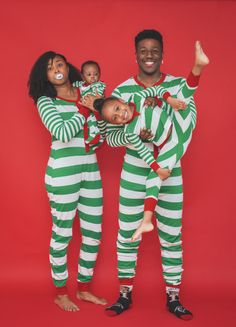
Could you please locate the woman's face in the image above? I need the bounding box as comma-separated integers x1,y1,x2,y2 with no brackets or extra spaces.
47,56,69,85
102,99,134,124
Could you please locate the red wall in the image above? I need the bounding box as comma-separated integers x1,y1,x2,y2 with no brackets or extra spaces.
1,0,235,325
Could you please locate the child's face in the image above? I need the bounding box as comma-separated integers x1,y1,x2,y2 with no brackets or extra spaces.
102,99,134,125
82,64,100,84
47,56,69,85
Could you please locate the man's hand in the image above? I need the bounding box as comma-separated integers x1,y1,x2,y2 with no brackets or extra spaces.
78,92,102,112
144,97,157,108
139,128,153,141
156,167,171,180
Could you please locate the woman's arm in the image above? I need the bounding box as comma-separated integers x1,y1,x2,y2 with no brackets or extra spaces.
37,96,85,143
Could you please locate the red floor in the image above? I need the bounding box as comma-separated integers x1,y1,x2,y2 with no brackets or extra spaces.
1,281,235,327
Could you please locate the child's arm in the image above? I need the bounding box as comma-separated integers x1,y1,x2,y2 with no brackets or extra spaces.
135,72,199,109
37,96,85,143
91,81,106,97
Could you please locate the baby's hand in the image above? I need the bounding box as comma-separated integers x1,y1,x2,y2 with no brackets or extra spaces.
156,167,171,180
167,96,187,111
144,97,157,108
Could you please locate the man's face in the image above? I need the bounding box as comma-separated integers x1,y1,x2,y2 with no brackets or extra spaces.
136,38,163,75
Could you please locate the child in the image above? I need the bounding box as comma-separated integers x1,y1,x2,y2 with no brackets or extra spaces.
74,61,106,143
93,41,209,242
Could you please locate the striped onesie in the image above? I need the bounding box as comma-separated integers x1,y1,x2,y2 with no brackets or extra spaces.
106,73,197,286
73,80,106,144
37,92,103,292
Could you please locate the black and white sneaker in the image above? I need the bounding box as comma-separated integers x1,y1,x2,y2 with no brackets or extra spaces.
105,290,132,316
167,294,193,320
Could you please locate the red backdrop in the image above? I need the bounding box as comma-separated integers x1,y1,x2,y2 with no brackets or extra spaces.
1,0,235,326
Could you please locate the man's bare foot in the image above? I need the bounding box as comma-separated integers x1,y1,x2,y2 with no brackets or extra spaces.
195,40,209,66
55,294,79,311
77,291,107,305
131,221,154,242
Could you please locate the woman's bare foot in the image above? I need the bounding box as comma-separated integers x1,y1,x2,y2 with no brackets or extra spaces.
192,41,209,75
55,294,79,311
131,221,154,242
77,291,107,305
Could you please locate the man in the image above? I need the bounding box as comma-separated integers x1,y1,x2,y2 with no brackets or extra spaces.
105,30,196,320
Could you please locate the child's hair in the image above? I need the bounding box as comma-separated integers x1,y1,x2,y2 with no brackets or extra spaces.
93,96,117,116
28,51,82,103
135,29,163,51
81,60,101,75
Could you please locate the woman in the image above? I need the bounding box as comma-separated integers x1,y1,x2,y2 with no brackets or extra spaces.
28,52,106,311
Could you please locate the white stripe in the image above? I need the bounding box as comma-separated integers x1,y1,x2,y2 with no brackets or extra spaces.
121,170,147,185
80,187,103,198
119,204,143,215
158,221,182,236
162,265,183,274
158,192,183,203
50,239,68,251
52,225,73,237
52,208,76,221
159,236,182,248
120,186,145,199
117,252,138,261
78,266,93,277
160,175,183,186
161,250,182,259
80,219,102,233
82,236,101,246
48,154,97,168
157,206,182,219
119,220,141,232
78,203,102,216
50,254,67,266
79,249,98,262
46,171,100,187
52,137,85,150
52,271,68,280
48,191,79,204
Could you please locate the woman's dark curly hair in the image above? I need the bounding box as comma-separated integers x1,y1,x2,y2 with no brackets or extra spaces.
28,51,82,103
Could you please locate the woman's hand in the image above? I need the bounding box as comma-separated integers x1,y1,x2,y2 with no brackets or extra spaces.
78,92,101,112
156,167,171,180
139,128,154,141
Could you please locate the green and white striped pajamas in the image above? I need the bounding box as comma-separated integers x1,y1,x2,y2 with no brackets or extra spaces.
37,95,103,290
73,80,106,145
107,74,197,286
124,74,198,209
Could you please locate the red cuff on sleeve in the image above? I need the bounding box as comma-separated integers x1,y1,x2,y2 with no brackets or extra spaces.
163,92,171,101
187,71,200,87
150,161,160,171
144,197,158,212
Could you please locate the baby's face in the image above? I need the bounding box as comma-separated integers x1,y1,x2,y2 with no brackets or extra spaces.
82,64,100,84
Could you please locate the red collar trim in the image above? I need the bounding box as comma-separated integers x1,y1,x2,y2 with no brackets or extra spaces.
133,73,166,88
56,88,81,103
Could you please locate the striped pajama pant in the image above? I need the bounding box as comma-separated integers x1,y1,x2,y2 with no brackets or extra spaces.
118,145,183,286
45,149,103,288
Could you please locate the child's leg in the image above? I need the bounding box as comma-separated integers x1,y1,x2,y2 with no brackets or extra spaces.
131,171,162,241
